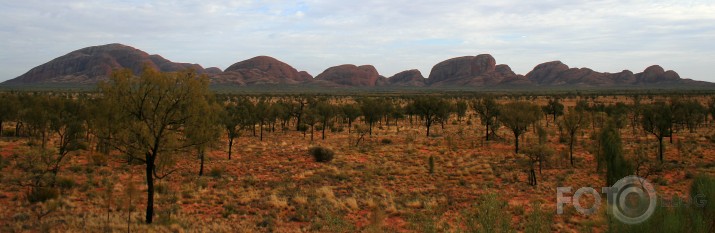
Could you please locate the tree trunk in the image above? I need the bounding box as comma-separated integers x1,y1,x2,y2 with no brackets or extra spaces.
514,131,520,154
658,136,664,163
227,136,233,160
145,153,155,224
485,123,490,141
15,122,21,137
259,121,263,141
322,119,327,140
426,120,431,137
198,149,205,176
0,120,3,137
570,133,575,167
310,125,314,141
347,120,352,134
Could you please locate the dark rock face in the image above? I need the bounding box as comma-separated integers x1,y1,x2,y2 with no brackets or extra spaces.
220,56,312,85
526,61,689,86
3,43,206,84
314,64,382,87
426,54,529,86
203,67,223,74
388,69,426,86
635,65,680,83
211,56,316,85
4,43,707,89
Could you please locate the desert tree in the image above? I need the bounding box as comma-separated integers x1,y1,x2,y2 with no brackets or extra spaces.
410,96,449,137
253,98,270,141
600,120,632,187
290,95,312,131
0,93,19,137
640,102,673,163
559,107,589,167
22,95,52,149
471,97,500,141
302,107,320,141
315,100,336,140
672,98,706,133
499,101,542,153
99,67,215,224
222,102,242,160
359,98,382,135
187,100,222,176
341,103,361,134
454,99,468,122
542,98,564,127
522,126,554,186
46,96,87,182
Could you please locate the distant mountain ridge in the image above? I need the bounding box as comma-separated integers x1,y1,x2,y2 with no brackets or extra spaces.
2,43,711,89
3,44,218,85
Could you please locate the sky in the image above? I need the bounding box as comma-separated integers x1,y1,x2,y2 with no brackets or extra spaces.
1,0,714,82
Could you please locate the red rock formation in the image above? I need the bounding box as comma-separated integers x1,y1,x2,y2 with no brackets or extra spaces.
314,64,382,87
526,61,690,86
388,69,426,87
3,43,207,84
212,56,313,85
427,54,528,86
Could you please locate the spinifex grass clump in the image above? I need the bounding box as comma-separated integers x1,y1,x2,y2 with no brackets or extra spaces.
309,146,334,163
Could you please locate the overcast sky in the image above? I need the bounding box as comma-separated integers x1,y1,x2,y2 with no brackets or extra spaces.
1,0,714,82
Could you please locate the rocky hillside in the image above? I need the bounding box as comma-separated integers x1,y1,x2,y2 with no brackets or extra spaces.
2,43,213,84
211,56,313,86
314,64,387,87
426,54,529,86
525,61,695,86
3,43,710,89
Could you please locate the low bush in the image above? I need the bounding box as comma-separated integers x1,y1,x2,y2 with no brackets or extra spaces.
26,187,59,203
309,146,334,163
56,176,76,190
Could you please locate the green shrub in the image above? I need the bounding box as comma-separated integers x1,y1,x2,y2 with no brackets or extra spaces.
56,176,76,190
210,166,224,179
525,201,552,233
309,146,334,163
463,194,513,233
690,174,715,219
26,187,59,203
381,138,393,145
89,153,108,166
155,182,169,194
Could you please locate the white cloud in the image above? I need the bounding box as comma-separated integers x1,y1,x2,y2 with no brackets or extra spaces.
0,0,714,81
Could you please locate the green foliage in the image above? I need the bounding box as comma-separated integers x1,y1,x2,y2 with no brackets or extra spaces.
309,146,335,163
542,98,564,125
525,201,553,233
209,166,225,178
26,187,59,204
99,67,215,224
600,121,632,187
471,97,500,140
690,174,715,220
463,194,514,233
428,155,435,174
56,176,76,190
499,101,542,153
640,102,673,162
608,196,713,233
560,108,589,166
409,96,451,137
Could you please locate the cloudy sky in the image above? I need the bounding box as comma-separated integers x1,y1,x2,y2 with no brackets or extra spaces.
1,0,714,82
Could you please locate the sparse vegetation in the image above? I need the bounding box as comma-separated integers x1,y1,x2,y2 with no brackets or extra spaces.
1,88,714,232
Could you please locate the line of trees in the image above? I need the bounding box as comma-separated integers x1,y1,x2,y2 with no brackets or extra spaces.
4,69,715,224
